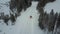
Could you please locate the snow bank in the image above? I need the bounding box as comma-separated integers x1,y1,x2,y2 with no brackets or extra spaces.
44,0,60,13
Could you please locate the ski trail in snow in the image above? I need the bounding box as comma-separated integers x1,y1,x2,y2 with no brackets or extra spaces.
0,1,45,34
12,1,44,34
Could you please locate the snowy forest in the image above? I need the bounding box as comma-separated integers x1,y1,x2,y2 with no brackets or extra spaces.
0,0,60,34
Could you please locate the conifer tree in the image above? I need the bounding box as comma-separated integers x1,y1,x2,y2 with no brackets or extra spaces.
4,15,9,25
48,9,55,32
38,14,44,30
57,13,60,28
10,13,16,25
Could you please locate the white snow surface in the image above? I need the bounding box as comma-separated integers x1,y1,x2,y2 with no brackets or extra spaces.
0,0,10,15
44,0,60,13
0,0,60,34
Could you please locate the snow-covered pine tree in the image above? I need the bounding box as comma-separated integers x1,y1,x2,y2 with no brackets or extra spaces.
10,13,16,25
38,14,45,30
53,12,58,34
57,13,60,28
48,9,55,32
3,15,9,25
